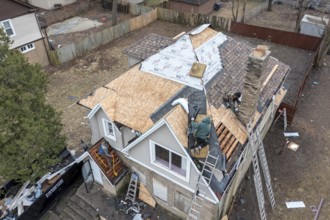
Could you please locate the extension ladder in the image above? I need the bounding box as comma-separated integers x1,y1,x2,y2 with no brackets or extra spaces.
187,152,219,220
125,172,139,203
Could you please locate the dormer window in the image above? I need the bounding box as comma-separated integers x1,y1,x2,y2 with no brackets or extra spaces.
102,119,116,141
1,20,16,37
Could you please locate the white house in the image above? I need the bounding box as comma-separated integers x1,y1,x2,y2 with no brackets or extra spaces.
0,0,49,67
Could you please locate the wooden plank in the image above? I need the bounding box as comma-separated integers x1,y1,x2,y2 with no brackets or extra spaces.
274,86,287,107
223,136,235,154
221,132,232,148
221,215,229,220
210,106,247,145
216,123,225,136
261,64,279,91
226,140,239,159
190,145,209,159
139,184,156,208
219,127,229,142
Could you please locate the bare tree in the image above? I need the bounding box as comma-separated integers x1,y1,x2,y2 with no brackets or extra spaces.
268,0,272,11
232,0,240,22
112,0,118,25
315,20,330,67
295,0,305,32
241,0,247,23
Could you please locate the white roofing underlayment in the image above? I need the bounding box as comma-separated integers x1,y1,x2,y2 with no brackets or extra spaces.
140,25,227,90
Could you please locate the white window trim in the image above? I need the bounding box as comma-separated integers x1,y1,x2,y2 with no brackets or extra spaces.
1,19,16,37
20,43,35,53
149,140,190,182
102,118,116,141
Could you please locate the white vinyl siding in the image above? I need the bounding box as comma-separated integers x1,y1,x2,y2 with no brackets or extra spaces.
9,13,42,49
1,19,16,37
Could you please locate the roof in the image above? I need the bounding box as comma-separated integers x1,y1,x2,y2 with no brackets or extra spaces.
140,26,226,90
0,0,35,21
79,25,290,147
207,37,290,113
169,0,210,6
79,65,184,132
123,33,174,60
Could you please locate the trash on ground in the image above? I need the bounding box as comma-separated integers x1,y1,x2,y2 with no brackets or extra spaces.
284,132,299,137
286,201,305,208
287,141,300,151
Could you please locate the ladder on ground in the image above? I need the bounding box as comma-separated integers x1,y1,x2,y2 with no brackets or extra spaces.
125,172,138,203
187,152,219,220
248,125,275,220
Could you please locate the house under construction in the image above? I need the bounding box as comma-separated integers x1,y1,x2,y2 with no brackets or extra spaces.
78,24,290,219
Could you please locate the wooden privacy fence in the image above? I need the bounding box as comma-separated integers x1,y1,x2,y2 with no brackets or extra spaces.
230,22,322,52
157,7,231,31
47,5,232,64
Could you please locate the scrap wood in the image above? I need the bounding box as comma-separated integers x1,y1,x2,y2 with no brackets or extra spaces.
221,215,229,220
139,184,156,208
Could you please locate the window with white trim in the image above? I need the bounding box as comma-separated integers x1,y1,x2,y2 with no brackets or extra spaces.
1,19,15,37
151,142,187,177
102,119,116,141
20,43,35,53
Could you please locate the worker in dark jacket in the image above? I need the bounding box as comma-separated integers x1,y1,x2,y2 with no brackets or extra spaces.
191,116,211,153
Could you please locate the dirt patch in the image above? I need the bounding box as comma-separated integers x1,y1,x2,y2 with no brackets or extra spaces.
45,20,192,154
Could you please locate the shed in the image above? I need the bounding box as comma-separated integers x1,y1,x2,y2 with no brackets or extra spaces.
300,14,329,37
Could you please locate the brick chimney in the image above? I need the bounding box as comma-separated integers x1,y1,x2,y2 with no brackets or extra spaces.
238,45,270,126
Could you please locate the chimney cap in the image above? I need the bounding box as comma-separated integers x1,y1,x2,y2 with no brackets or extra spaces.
250,45,270,60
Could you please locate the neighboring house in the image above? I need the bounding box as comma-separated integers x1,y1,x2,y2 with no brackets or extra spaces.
168,0,216,14
78,25,290,219
0,0,49,67
27,0,76,10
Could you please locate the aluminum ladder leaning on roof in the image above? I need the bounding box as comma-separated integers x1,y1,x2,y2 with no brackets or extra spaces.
247,123,276,220
187,151,219,220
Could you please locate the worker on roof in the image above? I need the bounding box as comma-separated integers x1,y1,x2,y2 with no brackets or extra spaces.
98,141,113,167
191,116,211,153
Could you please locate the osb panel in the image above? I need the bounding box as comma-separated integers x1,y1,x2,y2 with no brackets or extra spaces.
274,86,287,107
210,106,247,145
101,65,184,132
165,105,188,147
190,28,218,49
78,87,113,109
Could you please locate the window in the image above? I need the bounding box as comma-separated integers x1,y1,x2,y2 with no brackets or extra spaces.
20,43,35,53
153,179,167,202
152,142,187,176
1,20,15,37
102,119,116,141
